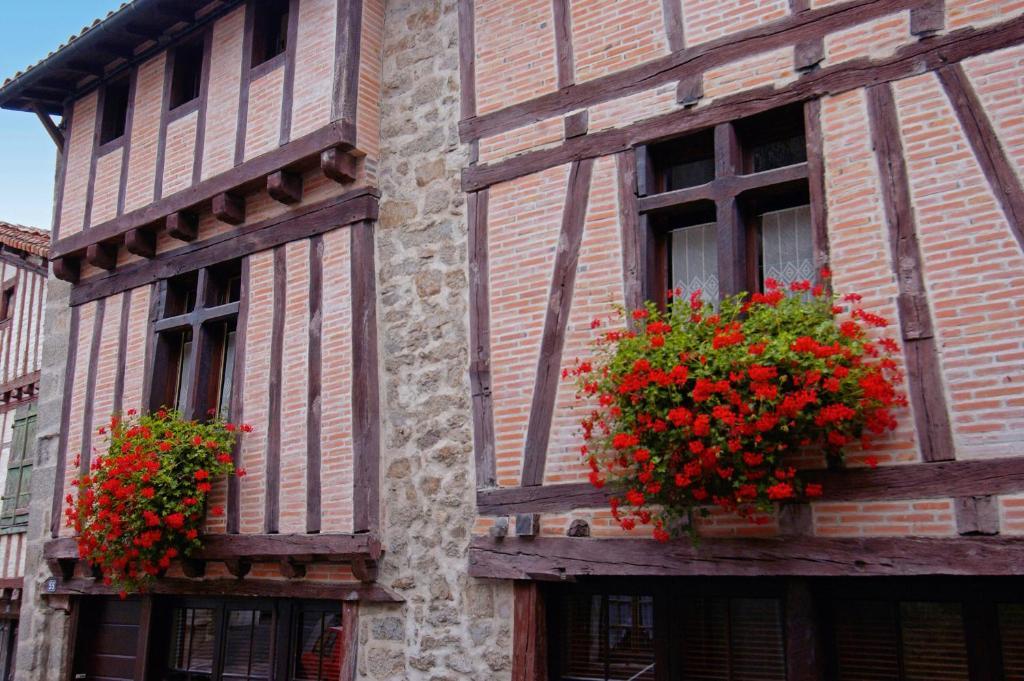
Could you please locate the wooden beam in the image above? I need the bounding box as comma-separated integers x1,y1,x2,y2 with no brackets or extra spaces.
803,99,830,269
70,189,378,307
512,582,548,681
51,306,80,538
85,242,118,271
321,146,358,183
307,235,324,533
520,158,595,487
937,63,1024,253
50,121,355,260
124,227,156,258
351,220,381,532
785,580,823,681
111,289,132,415
267,170,303,204
469,535,1024,578
910,0,945,36
661,0,685,52
52,256,80,283
552,0,575,88
278,0,301,145
460,0,924,142
457,0,477,120
278,559,306,579
212,192,246,225
49,577,402,602
166,211,198,242
31,104,64,149
265,247,287,534
468,190,497,488
615,151,644,314
867,83,955,463
676,74,703,106
340,602,360,681
462,13,1024,191
227,258,250,534
79,298,106,473
223,559,252,578
476,454,1024,515
181,558,206,578
331,0,364,125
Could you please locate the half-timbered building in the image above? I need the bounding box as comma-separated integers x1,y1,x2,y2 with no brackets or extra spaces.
0,222,47,681
0,1,386,679
3,0,1024,679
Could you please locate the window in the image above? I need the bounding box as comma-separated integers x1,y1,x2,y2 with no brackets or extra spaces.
0,405,35,531
0,619,16,681
641,104,817,305
170,37,204,110
549,582,785,681
251,0,290,66
99,76,131,145
150,261,241,419
0,285,13,323
153,599,344,681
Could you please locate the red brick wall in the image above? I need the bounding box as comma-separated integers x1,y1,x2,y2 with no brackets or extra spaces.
201,6,245,180
278,240,311,534
355,0,384,179
244,67,286,161
488,164,570,486
570,0,668,83
545,156,624,485
161,112,199,197
90,149,123,226
320,227,355,533
681,0,789,46
58,92,98,239
239,251,274,534
123,53,165,212
893,72,1024,458
59,300,98,538
474,0,558,115
292,0,337,141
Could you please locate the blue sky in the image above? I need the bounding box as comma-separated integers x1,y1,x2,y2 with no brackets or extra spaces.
0,2,125,230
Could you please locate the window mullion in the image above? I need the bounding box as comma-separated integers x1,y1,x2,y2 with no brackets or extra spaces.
714,123,746,298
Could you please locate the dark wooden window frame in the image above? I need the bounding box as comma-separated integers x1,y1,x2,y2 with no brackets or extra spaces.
148,261,241,420
636,102,821,307
147,596,344,681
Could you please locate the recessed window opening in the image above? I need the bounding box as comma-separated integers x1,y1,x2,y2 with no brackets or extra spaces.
251,0,290,67
170,37,204,109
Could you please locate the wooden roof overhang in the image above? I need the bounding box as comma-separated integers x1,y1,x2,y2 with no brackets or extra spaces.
43,533,401,602
0,0,244,116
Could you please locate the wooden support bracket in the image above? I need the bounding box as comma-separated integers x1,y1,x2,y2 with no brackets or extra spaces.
125,228,157,258
52,257,80,283
563,111,589,139
166,211,199,242
182,558,206,578
267,170,303,204
223,559,252,579
515,513,540,537
489,516,510,539
676,75,703,107
212,192,246,225
86,242,118,271
47,558,76,581
278,559,307,580
321,147,357,184
351,557,378,583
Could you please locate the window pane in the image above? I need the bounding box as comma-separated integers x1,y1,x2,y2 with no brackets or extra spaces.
1000,603,1024,681
294,611,343,681
748,133,806,173
175,337,193,413
606,595,655,681
671,222,718,302
563,594,605,680
168,608,216,677
729,598,785,681
681,597,729,681
222,609,273,681
833,600,900,681
760,205,813,289
899,602,969,681
218,330,237,419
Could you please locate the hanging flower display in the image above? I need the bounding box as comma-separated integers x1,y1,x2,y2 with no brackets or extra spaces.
66,408,251,594
569,272,905,542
